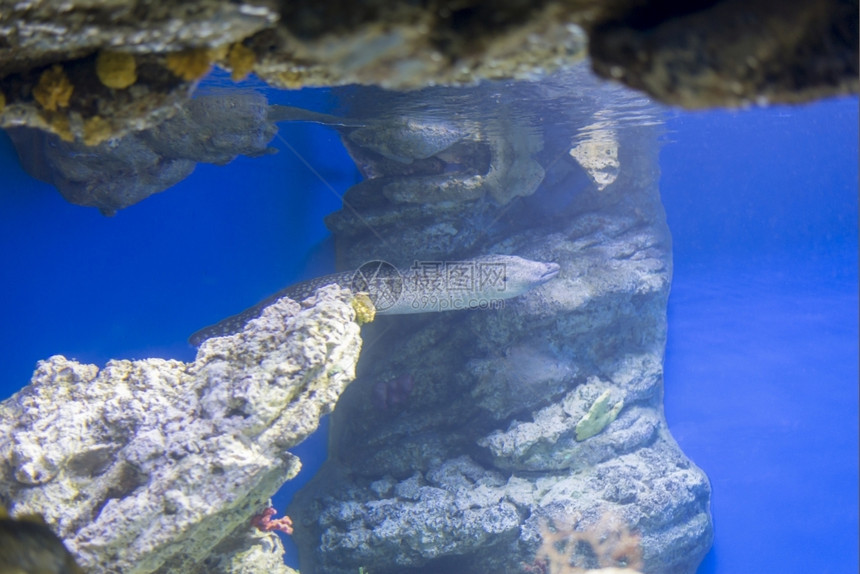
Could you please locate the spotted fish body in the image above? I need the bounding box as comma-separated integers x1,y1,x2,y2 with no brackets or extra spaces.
189,255,560,346
188,272,355,346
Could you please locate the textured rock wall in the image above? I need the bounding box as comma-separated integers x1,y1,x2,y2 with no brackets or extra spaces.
1,0,855,146
6,90,281,214
0,287,363,574
289,67,713,574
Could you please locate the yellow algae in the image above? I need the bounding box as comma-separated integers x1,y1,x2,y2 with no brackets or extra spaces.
49,114,74,142
274,70,305,89
0,90,5,112
96,51,137,89
575,390,624,441
351,293,376,325
209,43,230,61
33,64,74,111
83,116,114,146
165,49,213,81
227,43,256,81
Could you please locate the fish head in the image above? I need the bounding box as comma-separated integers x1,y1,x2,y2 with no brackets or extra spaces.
477,255,560,298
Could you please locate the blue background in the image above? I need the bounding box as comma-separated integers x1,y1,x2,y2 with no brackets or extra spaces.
0,82,856,573
661,99,859,573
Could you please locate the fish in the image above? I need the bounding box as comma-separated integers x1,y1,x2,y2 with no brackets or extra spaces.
189,270,357,346
0,506,84,574
189,255,560,346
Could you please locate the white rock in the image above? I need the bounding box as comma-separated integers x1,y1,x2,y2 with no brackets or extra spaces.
0,285,363,574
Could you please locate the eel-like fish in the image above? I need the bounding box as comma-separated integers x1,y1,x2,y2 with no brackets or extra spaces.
189,255,560,346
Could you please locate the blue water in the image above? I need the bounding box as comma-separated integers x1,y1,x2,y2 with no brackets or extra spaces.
0,87,856,573
0,88,354,378
661,99,859,573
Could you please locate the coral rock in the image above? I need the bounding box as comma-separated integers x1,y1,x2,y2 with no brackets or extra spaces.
0,286,362,574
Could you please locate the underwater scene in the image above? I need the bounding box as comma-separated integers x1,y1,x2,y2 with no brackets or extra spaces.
0,62,857,574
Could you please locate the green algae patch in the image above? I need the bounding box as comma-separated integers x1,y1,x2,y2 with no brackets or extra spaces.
575,390,624,441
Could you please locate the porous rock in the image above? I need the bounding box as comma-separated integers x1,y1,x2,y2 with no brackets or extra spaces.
0,285,363,574
288,67,712,574
6,90,282,215
589,0,859,108
1,0,856,146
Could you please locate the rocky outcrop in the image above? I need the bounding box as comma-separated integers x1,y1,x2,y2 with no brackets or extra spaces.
0,287,363,574
6,90,282,214
288,66,712,574
589,0,859,108
1,0,856,145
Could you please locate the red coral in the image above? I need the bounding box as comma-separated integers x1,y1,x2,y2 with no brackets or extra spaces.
251,507,294,535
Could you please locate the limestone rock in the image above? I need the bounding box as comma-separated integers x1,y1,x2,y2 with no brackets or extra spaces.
202,529,299,574
0,286,363,574
2,0,855,145
6,90,281,214
589,0,859,108
288,67,712,574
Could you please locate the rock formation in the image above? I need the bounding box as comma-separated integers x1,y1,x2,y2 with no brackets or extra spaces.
288,65,712,574
1,0,856,145
6,90,283,214
0,57,719,573
0,287,363,574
